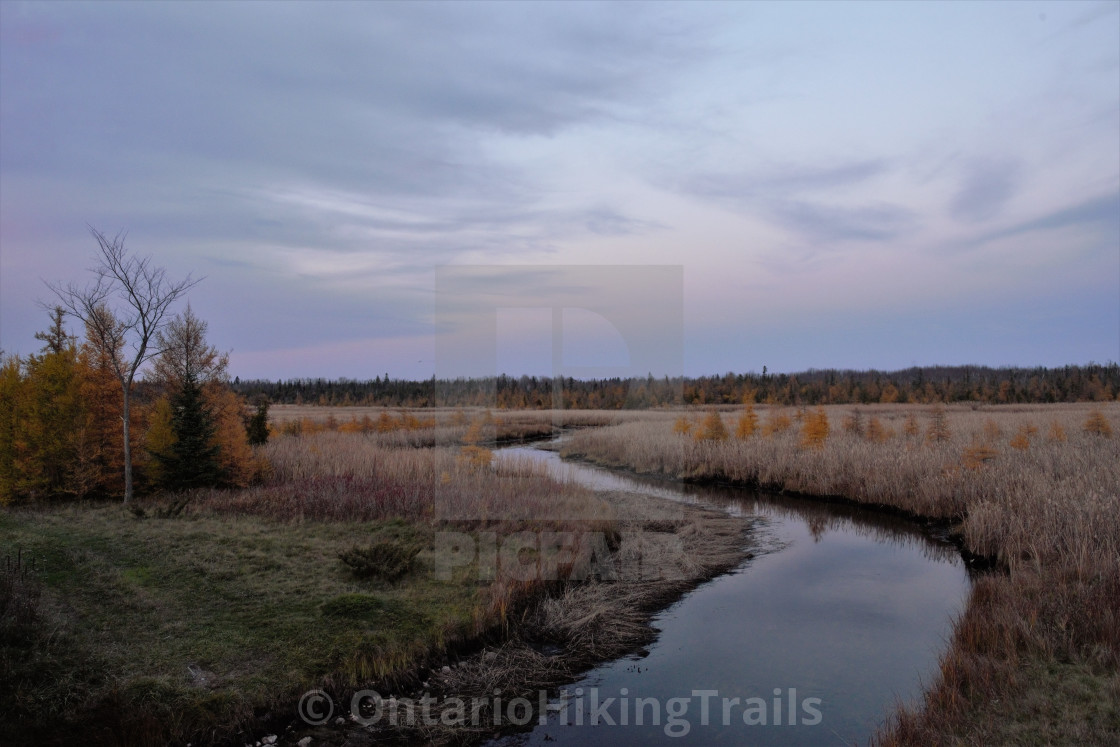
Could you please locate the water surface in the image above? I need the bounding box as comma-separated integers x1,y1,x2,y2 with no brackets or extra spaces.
489,444,969,746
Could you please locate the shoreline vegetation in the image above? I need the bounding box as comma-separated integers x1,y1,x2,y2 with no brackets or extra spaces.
2,403,1118,745
1,409,752,746
560,402,1120,745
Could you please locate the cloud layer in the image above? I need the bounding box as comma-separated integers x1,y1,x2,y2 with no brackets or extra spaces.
2,1,1117,377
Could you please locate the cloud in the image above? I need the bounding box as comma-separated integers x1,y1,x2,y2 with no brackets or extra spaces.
949,158,1021,223
671,158,911,245
766,200,918,244
0,1,691,266
678,158,891,204
3,1,1117,376
979,191,1120,244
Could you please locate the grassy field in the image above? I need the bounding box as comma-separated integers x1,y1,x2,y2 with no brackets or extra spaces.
1,409,754,746
4,403,1117,744
559,402,1120,744
1,507,486,745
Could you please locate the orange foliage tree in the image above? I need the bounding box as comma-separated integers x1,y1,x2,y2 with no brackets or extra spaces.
1083,410,1113,438
695,410,729,441
866,416,891,443
800,408,830,449
736,404,758,439
672,416,693,435
0,307,134,502
147,305,253,489
762,411,792,437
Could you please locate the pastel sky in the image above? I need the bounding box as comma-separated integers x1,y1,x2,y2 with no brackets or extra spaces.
1,1,1117,379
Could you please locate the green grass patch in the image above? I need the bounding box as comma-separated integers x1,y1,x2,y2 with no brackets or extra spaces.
0,504,482,744
956,658,1120,745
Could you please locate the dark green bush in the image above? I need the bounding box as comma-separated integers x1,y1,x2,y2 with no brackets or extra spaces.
338,540,421,582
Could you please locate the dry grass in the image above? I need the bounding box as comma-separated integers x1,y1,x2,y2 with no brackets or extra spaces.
267,406,621,448
560,403,1120,744
1,422,675,745
181,430,617,529
334,490,754,746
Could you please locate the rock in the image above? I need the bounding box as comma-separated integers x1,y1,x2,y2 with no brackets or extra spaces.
335,717,346,725
483,651,497,662
263,737,278,745
298,738,313,747
441,665,451,674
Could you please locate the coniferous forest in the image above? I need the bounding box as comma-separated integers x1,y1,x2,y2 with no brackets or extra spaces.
231,363,1120,409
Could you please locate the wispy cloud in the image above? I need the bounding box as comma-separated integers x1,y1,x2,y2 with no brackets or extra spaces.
979,191,1120,244
949,157,1022,223
677,158,891,204
766,200,918,244
2,1,1116,376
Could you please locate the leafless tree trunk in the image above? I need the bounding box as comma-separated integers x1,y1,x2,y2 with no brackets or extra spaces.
48,228,199,504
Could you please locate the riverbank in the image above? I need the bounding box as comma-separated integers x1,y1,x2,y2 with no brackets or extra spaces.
304,489,755,746
559,404,1120,744
0,426,756,746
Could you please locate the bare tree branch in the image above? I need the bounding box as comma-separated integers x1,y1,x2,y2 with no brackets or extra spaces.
45,227,202,503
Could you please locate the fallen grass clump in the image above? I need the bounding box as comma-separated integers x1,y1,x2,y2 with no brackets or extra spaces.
561,403,1120,744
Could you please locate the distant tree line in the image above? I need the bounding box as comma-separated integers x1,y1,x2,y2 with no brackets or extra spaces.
232,363,1120,409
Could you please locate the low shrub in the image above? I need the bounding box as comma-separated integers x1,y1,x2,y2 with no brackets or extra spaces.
339,539,422,582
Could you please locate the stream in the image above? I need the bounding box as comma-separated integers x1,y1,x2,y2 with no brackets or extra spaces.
486,442,971,746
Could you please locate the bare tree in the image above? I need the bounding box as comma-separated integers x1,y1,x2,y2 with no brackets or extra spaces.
48,228,200,504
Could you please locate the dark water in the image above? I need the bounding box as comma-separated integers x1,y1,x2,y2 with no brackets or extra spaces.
488,444,970,746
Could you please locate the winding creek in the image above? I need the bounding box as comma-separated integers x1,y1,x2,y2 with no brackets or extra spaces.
488,442,972,746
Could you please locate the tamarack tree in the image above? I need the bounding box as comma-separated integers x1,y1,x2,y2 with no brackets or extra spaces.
695,409,729,441
736,403,759,439
147,305,255,490
800,408,830,450
49,228,199,504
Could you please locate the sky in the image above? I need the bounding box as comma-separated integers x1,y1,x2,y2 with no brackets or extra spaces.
1,0,1118,380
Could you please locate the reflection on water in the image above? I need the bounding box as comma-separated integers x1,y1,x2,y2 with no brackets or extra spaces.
490,444,970,746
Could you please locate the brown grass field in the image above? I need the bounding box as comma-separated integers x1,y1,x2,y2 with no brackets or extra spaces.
4,402,1117,744
229,401,1120,743
557,402,1120,744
